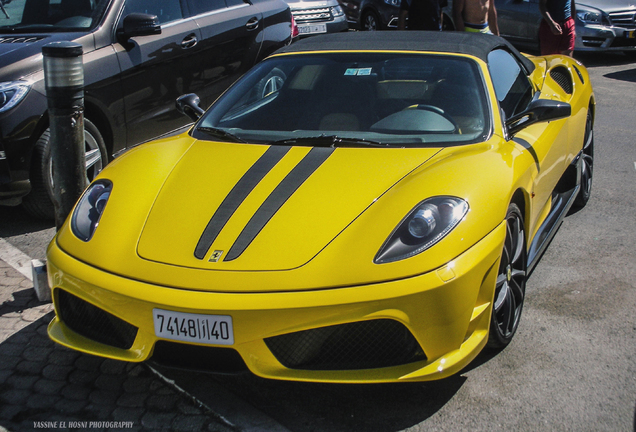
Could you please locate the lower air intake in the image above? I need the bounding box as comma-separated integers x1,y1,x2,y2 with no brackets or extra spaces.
56,289,138,350
265,319,426,370
150,341,248,373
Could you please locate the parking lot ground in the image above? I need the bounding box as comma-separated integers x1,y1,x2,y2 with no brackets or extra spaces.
0,258,240,432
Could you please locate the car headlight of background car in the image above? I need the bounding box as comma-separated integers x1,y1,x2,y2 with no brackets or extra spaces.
383,0,400,6
375,197,469,264
71,180,113,242
576,5,604,25
331,5,344,17
0,81,31,113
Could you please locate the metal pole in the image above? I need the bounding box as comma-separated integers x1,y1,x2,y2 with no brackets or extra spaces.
42,41,87,230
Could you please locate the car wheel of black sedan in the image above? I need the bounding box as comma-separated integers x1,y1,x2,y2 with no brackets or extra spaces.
487,203,527,349
573,108,594,209
361,11,381,31
22,119,108,220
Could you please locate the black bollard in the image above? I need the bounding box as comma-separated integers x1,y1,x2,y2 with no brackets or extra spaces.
42,41,87,230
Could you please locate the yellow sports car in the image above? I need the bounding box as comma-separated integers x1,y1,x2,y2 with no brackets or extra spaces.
47,31,594,383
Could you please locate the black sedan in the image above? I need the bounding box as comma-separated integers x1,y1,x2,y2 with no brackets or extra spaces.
0,0,294,218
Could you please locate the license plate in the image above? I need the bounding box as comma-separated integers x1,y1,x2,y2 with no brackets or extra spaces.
626,30,635,38
153,309,234,345
298,23,327,35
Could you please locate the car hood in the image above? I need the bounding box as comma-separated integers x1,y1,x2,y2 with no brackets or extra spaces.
578,0,636,12
136,141,441,271
0,32,91,80
285,0,339,10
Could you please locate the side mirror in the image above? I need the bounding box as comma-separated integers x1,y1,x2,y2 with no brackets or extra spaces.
176,93,205,122
506,99,571,136
117,13,161,44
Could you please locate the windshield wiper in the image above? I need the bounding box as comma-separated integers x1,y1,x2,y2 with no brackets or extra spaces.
196,127,247,143
268,135,388,148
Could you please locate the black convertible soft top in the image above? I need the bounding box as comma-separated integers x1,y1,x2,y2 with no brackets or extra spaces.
275,31,535,74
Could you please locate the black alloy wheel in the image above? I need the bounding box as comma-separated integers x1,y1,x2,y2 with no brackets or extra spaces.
362,11,380,31
573,109,594,208
488,203,527,349
22,119,108,220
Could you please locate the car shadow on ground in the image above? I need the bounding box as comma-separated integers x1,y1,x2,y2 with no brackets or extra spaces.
575,52,636,68
203,370,467,432
0,205,54,238
0,273,235,432
603,68,636,84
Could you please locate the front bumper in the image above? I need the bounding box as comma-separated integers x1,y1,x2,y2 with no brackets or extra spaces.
576,25,636,52
47,221,506,383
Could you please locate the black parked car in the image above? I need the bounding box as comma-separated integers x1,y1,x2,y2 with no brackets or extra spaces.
0,0,294,218
338,0,453,31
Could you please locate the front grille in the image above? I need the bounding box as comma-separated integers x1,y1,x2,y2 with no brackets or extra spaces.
550,66,573,94
150,341,248,373
292,8,332,23
265,319,426,371
609,11,636,29
56,289,138,350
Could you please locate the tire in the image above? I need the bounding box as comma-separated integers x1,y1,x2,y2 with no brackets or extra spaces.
573,109,594,209
487,203,527,349
22,119,108,220
361,11,381,31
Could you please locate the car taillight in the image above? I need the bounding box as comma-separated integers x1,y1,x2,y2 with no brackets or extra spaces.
291,15,299,38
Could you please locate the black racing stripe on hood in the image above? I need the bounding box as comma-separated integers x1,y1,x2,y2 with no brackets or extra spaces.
194,146,291,260
224,147,335,262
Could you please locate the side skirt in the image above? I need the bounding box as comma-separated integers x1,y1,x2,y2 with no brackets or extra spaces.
526,151,582,275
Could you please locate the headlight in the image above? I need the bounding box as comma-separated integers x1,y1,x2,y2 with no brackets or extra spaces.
0,81,31,113
71,180,112,241
374,196,469,264
384,0,400,6
331,5,344,17
576,5,603,25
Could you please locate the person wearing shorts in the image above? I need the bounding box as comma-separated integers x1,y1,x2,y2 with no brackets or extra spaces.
539,0,576,56
453,0,499,36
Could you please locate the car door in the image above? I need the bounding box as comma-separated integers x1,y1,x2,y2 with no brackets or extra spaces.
114,0,205,146
496,0,532,43
186,0,263,109
488,49,568,228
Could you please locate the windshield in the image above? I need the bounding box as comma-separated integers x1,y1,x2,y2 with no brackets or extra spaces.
197,53,491,148
0,0,110,32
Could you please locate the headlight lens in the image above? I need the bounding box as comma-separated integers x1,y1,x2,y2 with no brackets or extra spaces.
375,196,469,264
331,5,344,17
576,6,603,25
71,180,112,241
384,0,400,6
0,81,31,113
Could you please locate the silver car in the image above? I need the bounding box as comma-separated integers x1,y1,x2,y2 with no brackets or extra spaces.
285,0,349,36
496,0,636,54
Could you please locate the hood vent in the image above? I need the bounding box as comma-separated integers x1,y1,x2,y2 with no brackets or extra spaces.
0,36,46,44
550,66,573,95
